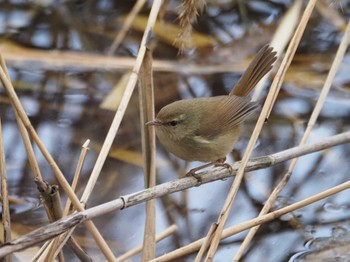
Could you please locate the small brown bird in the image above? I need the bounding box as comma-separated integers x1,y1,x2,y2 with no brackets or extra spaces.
147,45,277,170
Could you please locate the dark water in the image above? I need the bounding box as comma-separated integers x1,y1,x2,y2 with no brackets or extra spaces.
0,1,350,261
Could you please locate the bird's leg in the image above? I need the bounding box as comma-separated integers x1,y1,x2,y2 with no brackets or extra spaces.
213,158,233,173
185,158,232,184
185,162,214,185
186,162,213,175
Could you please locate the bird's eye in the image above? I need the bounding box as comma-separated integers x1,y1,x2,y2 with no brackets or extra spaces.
169,120,178,126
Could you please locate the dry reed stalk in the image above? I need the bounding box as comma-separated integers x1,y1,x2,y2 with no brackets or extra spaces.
41,2,162,259
0,54,115,261
35,181,63,262
233,19,350,261
116,224,177,262
46,0,162,261
34,180,88,261
79,0,162,205
139,46,157,260
252,0,303,100
40,140,91,262
31,241,51,261
1,42,259,74
194,223,216,262
108,0,147,54
0,131,348,257
48,138,101,260
37,236,91,262
3,156,350,260
151,177,350,261
2,51,73,261
52,232,92,262
0,120,11,262
50,140,91,259
0,55,42,181
2,54,64,261
139,46,156,188
35,181,62,224
202,1,318,260
63,139,90,216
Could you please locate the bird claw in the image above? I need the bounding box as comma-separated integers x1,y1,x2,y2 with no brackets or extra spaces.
213,162,233,173
185,169,203,186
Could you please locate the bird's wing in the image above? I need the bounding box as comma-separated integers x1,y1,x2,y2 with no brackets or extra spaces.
197,96,259,139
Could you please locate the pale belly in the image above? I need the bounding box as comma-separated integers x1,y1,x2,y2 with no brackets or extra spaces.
157,126,242,162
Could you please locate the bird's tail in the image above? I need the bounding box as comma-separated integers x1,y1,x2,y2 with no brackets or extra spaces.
230,45,277,97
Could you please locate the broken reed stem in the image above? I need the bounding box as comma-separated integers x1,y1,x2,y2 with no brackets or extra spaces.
41,140,91,262
63,139,90,216
108,0,147,54
233,19,350,261
0,120,11,262
203,0,318,260
0,131,348,257
35,181,62,223
116,224,177,262
35,182,64,262
0,54,116,261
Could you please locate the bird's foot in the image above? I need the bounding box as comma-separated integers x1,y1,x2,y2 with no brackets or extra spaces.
185,170,203,185
185,162,214,185
185,159,232,185
213,162,233,173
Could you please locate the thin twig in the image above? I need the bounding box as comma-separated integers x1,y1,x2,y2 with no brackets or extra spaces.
233,19,350,261
203,1,318,260
0,131,348,257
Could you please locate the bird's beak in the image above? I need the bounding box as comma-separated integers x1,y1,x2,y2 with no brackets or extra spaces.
145,119,161,126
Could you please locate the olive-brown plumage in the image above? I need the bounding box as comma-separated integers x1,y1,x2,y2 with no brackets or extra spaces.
147,45,277,163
